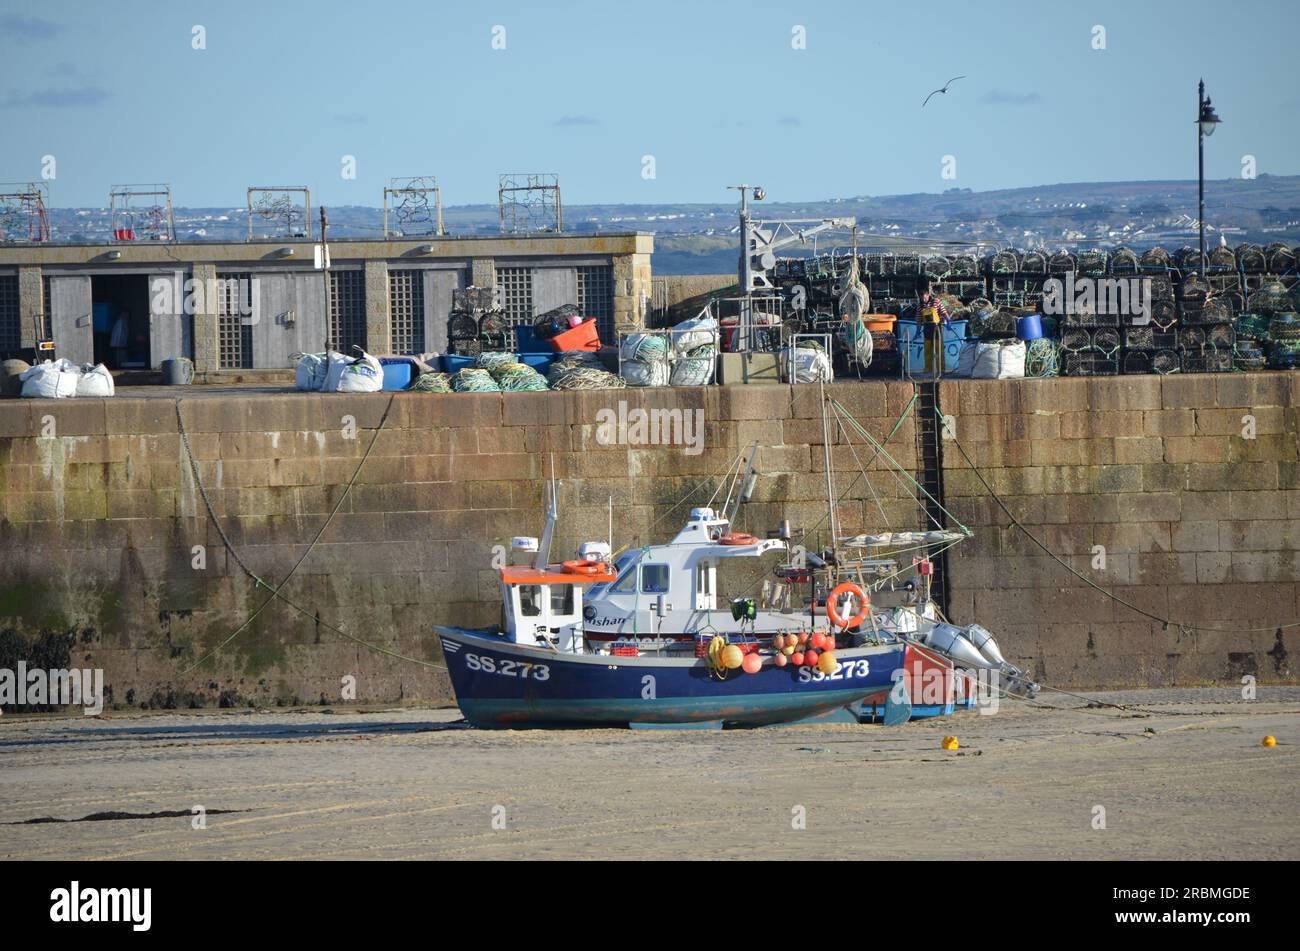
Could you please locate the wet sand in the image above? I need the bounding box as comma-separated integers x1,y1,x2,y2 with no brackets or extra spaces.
2,688,1297,860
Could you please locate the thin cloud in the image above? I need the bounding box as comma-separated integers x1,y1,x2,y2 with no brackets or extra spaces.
778,116,802,127
980,89,1040,106
1,15,62,40
554,115,601,127
2,85,111,108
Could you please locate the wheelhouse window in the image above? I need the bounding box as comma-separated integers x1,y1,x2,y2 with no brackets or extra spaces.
518,585,542,617
549,584,574,616
641,564,669,594
610,560,639,594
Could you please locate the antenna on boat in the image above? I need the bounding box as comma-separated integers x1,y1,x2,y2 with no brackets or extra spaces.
722,443,760,525
534,454,560,571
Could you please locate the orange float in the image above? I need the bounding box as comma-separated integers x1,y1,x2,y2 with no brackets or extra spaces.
562,560,604,576
719,532,758,546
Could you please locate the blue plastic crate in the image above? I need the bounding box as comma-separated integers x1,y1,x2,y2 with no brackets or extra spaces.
379,357,414,390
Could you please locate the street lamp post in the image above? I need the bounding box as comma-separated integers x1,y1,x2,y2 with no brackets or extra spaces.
1196,79,1222,278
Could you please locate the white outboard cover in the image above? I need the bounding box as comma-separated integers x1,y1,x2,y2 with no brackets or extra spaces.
964,624,1007,667
578,541,611,563
923,623,1000,670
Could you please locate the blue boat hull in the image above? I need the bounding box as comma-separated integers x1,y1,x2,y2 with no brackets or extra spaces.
435,627,906,729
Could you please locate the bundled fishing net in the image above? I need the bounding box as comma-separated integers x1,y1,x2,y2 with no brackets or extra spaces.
411,371,452,393
547,350,604,384
476,350,518,372
619,332,671,387
491,362,549,392
1024,338,1059,377
670,345,717,386
550,367,626,390
966,298,998,336
452,367,501,392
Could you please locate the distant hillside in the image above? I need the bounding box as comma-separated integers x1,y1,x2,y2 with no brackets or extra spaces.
25,175,1300,275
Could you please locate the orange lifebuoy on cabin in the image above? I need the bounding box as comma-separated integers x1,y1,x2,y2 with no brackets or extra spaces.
563,560,604,576
826,581,869,629
719,532,758,546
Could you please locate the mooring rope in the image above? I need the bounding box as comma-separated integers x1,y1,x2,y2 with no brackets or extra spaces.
175,395,447,674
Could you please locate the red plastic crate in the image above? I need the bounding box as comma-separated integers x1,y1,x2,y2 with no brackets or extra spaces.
550,318,600,352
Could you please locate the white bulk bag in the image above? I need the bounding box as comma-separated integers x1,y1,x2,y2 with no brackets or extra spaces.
670,315,719,354
954,340,979,378
74,363,115,398
293,352,328,392
333,349,383,393
783,345,834,384
19,359,80,399
972,339,1026,380
620,359,670,387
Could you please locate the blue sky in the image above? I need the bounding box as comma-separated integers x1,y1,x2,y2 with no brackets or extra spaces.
1,0,1297,207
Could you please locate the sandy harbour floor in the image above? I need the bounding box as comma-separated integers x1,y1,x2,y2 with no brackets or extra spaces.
2,687,1297,861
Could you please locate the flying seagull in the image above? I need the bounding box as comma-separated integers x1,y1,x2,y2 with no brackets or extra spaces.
922,76,966,108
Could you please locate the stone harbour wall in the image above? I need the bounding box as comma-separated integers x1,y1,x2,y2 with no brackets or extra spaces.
0,372,1295,709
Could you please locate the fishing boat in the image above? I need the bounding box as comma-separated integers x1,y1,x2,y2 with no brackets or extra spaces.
435,388,1037,729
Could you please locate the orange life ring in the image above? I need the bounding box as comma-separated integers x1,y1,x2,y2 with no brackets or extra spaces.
720,532,758,546
827,581,869,629
563,560,603,576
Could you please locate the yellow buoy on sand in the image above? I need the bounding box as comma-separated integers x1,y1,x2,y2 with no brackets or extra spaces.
941,735,959,751
1262,735,1277,748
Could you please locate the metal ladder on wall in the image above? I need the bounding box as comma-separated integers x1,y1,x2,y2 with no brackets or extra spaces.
914,380,951,617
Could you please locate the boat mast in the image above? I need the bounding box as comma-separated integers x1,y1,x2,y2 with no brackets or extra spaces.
820,381,839,563
534,455,559,571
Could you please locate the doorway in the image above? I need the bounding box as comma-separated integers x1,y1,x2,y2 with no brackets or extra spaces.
90,274,151,369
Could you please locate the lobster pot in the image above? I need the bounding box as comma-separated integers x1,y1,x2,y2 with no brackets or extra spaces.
1150,299,1177,329
1181,349,1233,374
1247,281,1295,314
1266,243,1296,273
1140,247,1171,272
1124,326,1178,352
1077,250,1108,275
949,254,980,277
1122,350,1153,375
1062,351,1119,377
1180,299,1229,325
922,254,950,278
1236,244,1266,274
1109,247,1140,274
1178,273,1210,304
1235,344,1268,371
989,250,1020,275
1269,338,1300,369
1048,250,1077,274
1204,323,1235,351
1092,329,1121,356
1060,328,1093,353
669,345,717,386
1177,247,1206,273
1151,349,1180,375
1177,326,1207,351
1149,275,1174,302
1208,246,1237,271
1021,250,1048,274
1234,311,1272,344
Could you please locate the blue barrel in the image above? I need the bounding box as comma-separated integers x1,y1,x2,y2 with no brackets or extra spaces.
1016,314,1044,341
162,357,193,385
